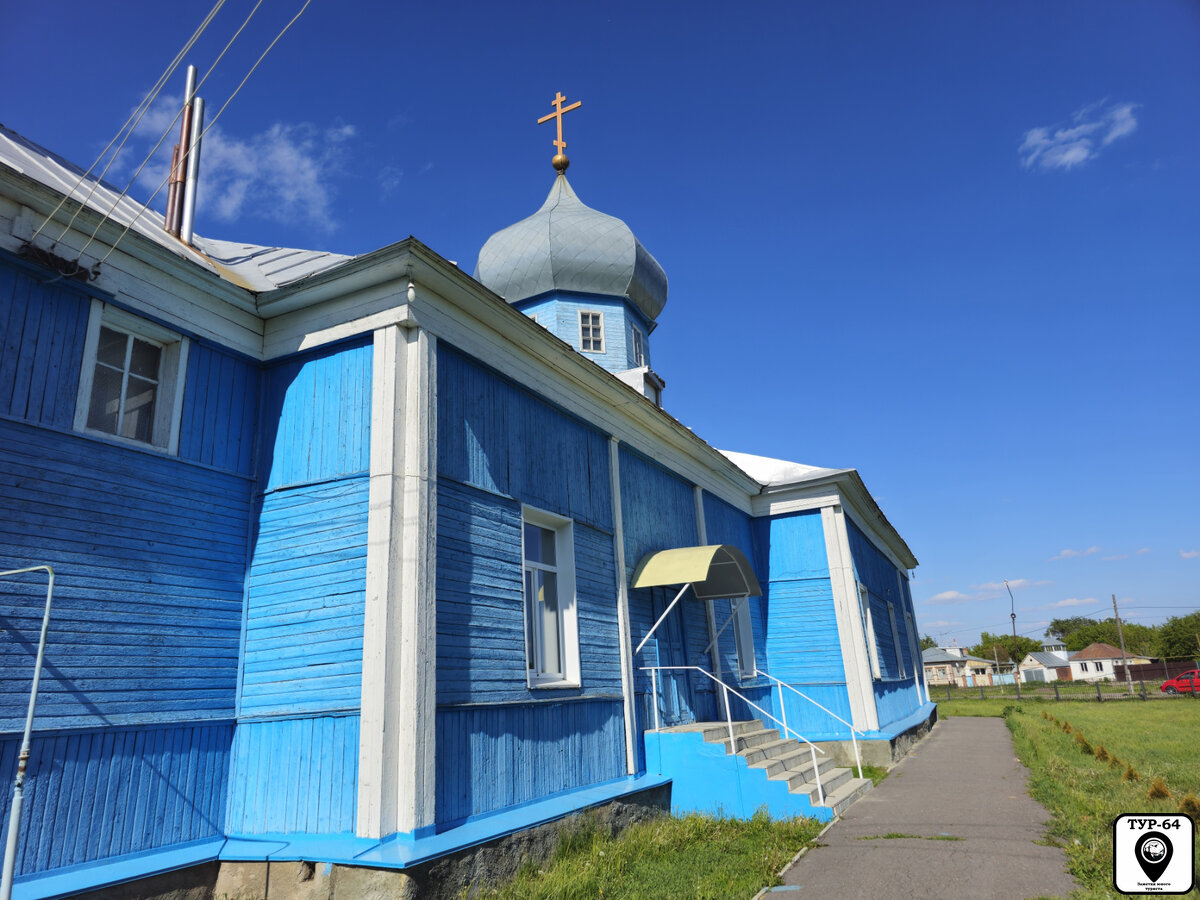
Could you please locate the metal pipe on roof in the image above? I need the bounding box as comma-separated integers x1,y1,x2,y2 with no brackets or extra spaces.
167,66,197,237
180,97,205,246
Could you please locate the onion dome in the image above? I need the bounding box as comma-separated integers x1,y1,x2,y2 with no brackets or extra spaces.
474,175,667,324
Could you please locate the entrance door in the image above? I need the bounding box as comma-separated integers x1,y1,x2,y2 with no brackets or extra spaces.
651,586,696,726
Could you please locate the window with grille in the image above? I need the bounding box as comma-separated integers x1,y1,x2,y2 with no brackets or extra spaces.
579,311,604,353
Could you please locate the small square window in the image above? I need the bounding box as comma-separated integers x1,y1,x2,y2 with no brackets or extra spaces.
75,301,188,453
579,311,604,353
522,506,581,688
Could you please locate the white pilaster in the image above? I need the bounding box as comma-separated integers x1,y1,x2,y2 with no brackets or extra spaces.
693,487,722,682
359,318,438,838
608,437,637,774
822,504,879,732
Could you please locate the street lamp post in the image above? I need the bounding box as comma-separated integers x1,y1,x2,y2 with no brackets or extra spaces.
1005,579,1021,700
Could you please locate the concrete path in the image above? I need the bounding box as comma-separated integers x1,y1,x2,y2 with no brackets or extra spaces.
773,717,1077,899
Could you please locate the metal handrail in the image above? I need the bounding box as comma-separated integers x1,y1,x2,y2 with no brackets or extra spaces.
640,664,827,806
0,565,55,900
754,668,864,780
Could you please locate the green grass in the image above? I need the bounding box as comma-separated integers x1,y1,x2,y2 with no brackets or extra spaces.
999,703,1200,898
477,810,823,899
859,764,889,786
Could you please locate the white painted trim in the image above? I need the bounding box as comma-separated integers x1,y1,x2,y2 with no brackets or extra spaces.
358,320,437,838
264,301,413,359
521,504,581,689
73,300,188,455
886,599,906,678
822,505,878,732
694,487,723,687
578,309,605,354
609,437,637,775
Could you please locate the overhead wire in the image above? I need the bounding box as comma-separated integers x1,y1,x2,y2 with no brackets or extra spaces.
79,0,271,261
91,0,312,266
31,0,227,247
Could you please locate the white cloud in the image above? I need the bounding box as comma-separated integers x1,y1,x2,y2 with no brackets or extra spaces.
1181,549,1200,560
1019,100,1139,171
1136,548,1152,555
927,590,972,604
1102,554,1129,561
972,579,1052,592
378,165,403,195
118,94,355,232
1049,546,1100,561
1049,597,1096,608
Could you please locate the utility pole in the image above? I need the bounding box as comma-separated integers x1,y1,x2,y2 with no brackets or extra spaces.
1004,579,1022,698
1113,593,1133,696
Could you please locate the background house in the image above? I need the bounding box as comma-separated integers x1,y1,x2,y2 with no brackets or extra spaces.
1017,644,1072,683
1068,643,1151,682
922,647,995,687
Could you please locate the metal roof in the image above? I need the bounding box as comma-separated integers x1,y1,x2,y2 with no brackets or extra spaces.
1023,651,1069,668
0,123,351,293
474,174,668,322
922,648,993,665
719,450,851,487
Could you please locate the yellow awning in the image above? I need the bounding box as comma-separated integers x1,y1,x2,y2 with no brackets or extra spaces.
630,544,761,600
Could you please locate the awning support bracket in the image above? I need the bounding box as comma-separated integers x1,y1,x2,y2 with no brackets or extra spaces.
634,582,692,655
701,594,749,656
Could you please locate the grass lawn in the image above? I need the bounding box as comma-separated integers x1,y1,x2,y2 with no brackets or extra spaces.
477,810,824,899
943,699,1200,898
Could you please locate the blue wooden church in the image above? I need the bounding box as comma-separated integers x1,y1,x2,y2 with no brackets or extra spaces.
0,106,933,898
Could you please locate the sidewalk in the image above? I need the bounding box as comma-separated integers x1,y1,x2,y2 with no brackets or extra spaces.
771,717,1077,899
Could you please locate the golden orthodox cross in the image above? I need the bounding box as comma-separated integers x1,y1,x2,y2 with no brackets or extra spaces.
537,92,582,172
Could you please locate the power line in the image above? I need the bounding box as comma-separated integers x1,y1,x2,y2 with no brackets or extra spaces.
92,0,312,265
30,0,227,247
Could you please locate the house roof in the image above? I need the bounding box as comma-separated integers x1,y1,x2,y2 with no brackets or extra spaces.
922,648,993,666
0,123,351,293
1070,642,1136,661
1023,651,1069,668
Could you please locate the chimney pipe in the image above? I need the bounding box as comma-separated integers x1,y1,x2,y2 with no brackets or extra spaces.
166,66,197,237
180,97,205,246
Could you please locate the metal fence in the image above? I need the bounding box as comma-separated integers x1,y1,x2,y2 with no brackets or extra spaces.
934,677,1199,703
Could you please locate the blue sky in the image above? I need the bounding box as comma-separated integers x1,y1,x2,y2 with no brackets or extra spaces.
3,1,1197,649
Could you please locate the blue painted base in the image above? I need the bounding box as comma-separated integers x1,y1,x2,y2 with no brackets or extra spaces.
645,731,831,823
11,839,225,900
864,701,937,740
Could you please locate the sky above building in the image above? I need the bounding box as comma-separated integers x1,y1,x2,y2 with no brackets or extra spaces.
3,1,1197,650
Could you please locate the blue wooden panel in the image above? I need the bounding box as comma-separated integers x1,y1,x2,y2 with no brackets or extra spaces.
0,721,231,877
702,493,769,686
846,519,909,679
436,344,612,531
178,344,260,476
435,700,625,824
225,714,358,835
0,419,249,731
874,679,923,730
0,262,89,430
436,480,621,704
763,580,847,684
240,478,368,717
618,447,696,575
511,293,650,374
258,339,371,491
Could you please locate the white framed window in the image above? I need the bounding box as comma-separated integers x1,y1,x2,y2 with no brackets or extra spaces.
1080,662,1089,672
859,583,882,679
732,598,756,679
579,311,604,353
522,506,581,688
1096,661,1104,672
75,300,188,453
631,327,645,367
886,599,906,678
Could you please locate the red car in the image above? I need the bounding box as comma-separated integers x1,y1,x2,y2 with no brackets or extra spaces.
1160,670,1200,694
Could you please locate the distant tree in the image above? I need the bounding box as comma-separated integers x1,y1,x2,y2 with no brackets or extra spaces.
919,634,938,651
1154,611,1200,660
1045,617,1097,642
970,631,1040,664
1054,618,1157,655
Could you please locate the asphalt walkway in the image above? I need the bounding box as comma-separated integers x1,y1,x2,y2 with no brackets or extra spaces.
773,716,1077,899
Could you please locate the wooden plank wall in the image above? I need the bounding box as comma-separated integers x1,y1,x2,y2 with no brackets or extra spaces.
845,519,924,728
435,700,624,824
757,510,854,737
231,339,371,833
0,418,249,731
0,721,231,878
0,264,89,430
225,714,358,835
434,346,626,822
178,343,260,476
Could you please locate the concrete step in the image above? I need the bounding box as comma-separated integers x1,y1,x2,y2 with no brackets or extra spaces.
768,756,842,792
816,775,873,815
693,721,763,743
748,745,826,778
